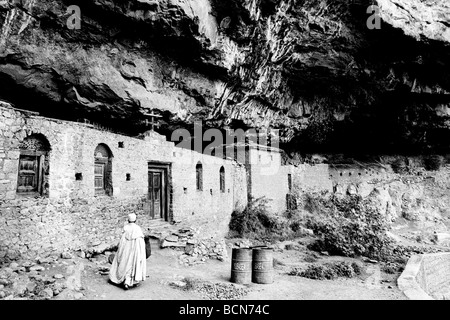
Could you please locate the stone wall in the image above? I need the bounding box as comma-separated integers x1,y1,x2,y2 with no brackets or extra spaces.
0,196,153,262
398,253,450,300
0,104,248,261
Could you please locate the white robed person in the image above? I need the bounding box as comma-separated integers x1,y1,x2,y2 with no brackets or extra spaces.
109,213,147,289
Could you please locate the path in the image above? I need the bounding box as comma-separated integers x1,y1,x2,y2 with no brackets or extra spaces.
79,245,407,300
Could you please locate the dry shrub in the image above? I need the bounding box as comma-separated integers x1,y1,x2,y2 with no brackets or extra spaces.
289,261,361,280
228,197,290,241
423,155,444,171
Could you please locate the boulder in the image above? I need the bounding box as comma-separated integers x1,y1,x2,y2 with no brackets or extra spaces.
165,235,179,242
161,240,186,248
433,233,450,245
39,288,53,299
29,266,45,272
60,252,73,259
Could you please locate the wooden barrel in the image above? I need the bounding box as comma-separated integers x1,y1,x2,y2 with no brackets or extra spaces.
252,248,274,284
230,248,252,284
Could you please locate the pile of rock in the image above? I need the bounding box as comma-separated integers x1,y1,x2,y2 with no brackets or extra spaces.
168,276,248,300
193,281,248,300
178,239,228,266
148,224,229,266
160,227,195,248
0,257,69,300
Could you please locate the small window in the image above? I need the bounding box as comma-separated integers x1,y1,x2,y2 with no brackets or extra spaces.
220,166,225,193
126,173,131,181
196,162,203,191
118,142,124,148
288,174,292,192
75,173,83,181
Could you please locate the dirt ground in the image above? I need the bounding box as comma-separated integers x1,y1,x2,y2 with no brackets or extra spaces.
68,239,407,301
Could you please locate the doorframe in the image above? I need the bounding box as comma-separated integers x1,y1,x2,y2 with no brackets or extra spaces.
147,161,172,222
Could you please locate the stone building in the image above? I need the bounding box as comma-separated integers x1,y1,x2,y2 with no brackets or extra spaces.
0,102,306,262
5,100,406,263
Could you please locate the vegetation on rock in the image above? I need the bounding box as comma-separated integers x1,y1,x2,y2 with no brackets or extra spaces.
304,194,394,260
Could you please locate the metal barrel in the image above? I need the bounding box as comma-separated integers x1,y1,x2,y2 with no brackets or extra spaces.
252,248,274,284
230,248,252,284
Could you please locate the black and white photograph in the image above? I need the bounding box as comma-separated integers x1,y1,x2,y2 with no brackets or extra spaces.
0,0,449,310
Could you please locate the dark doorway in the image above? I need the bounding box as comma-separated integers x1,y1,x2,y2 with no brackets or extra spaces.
147,162,171,221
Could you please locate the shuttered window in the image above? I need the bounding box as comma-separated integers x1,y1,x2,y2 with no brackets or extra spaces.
17,155,40,193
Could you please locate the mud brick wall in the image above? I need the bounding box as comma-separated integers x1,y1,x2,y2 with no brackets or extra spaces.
329,165,390,186
171,149,246,239
247,147,289,214
291,164,333,194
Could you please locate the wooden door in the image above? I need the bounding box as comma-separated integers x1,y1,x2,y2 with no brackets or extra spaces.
17,155,39,193
94,162,105,193
148,168,166,220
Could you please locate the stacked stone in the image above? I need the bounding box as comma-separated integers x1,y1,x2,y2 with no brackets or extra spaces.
0,196,149,263
178,239,228,266
0,257,70,300
148,223,228,266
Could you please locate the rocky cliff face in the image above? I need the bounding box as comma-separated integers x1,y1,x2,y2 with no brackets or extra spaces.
0,0,449,154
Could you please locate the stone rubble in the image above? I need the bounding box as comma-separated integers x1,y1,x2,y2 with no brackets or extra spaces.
0,256,82,300
169,277,248,300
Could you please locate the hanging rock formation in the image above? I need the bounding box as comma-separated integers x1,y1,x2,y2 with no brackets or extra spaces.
0,0,449,153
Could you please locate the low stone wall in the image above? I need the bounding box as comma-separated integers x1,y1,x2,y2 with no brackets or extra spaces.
0,196,153,263
398,253,450,300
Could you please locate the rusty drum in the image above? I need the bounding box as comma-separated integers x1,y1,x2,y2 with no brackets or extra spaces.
230,248,252,284
252,248,274,284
